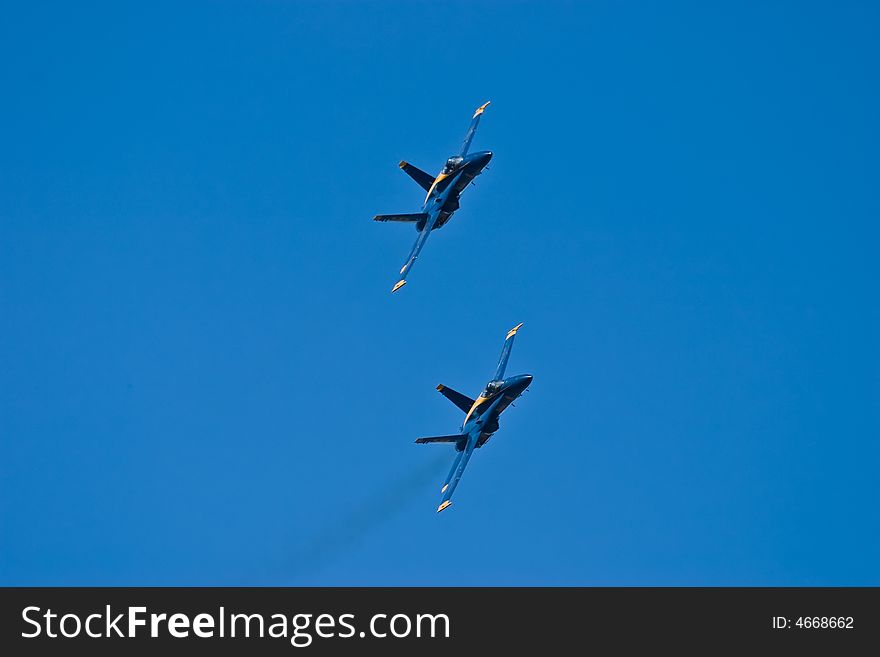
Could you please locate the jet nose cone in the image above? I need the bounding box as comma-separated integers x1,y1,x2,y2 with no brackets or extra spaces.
513,374,533,391
472,150,492,168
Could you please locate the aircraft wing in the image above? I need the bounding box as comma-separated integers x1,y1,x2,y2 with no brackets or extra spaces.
437,431,479,512
459,101,490,156
391,210,438,292
391,169,465,292
493,322,524,381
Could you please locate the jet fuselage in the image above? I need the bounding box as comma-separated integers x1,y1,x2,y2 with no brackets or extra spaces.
419,322,530,512
416,150,493,231
462,373,532,447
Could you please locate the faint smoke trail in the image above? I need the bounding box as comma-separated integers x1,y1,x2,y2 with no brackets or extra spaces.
287,453,448,579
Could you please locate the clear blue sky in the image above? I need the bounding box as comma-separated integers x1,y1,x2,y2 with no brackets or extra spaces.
1,1,877,585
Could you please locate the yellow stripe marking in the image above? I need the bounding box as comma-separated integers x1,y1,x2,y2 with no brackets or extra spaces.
506,322,524,340
424,171,452,204
463,394,490,426
437,500,452,513
391,280,406,293
472,101,491,118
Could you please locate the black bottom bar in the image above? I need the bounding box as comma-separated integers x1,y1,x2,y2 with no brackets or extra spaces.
1,587,876,654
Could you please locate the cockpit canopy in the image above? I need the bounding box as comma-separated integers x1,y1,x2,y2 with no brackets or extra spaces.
483,380,504,396
442,156,464,174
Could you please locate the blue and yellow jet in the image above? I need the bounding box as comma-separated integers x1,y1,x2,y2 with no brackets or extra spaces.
374,101,493,292
416,323,532,512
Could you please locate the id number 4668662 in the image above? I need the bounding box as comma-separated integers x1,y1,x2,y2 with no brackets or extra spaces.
772,616,854,629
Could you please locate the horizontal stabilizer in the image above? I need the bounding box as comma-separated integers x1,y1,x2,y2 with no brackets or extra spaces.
415,434,467,445
436,384,475,414
399,161,435,192
373,212,428,223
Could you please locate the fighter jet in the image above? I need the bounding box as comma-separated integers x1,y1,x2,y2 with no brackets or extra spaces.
416,323,532,512
374,101,493,293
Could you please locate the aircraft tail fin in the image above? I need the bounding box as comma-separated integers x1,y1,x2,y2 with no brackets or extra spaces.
373,212,429,223
399,161,435,192
436,384,475,415
415,434,468,446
